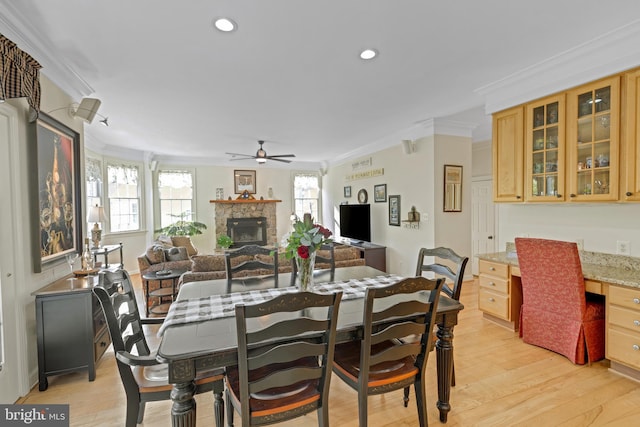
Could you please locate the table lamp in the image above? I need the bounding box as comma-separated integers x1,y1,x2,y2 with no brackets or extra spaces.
87,205,107,248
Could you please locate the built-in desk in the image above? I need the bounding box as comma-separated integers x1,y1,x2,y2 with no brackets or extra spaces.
477,250,640,380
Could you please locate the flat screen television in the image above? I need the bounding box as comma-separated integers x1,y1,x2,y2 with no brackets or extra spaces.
339,204,371,243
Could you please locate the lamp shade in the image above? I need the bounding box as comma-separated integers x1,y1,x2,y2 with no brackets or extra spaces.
87,205,106,223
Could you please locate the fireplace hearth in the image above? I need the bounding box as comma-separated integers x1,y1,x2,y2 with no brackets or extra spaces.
227,217,267,247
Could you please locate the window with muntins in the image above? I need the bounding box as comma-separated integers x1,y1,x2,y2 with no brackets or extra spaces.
158,170,194,228
293,173,320,221
107,163,140,232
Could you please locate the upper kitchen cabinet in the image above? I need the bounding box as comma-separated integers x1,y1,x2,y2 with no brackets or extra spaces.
622,69,640,201
493,106,524,202
525,95,566,202
566,76,620,201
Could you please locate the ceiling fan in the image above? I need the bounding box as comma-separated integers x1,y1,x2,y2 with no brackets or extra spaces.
226,140,296,164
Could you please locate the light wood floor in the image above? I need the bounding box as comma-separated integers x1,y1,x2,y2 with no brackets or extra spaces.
18,275,640,426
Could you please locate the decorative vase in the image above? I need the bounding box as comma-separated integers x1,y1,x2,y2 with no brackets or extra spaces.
295,251,316,291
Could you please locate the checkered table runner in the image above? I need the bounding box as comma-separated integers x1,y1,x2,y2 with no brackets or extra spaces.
158,274,403,336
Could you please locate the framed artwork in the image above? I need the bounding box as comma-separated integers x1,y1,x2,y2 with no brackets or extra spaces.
388,195,401,226
374,184,387,202
444,164,463,212
234,169,256,194
29,113,82,272
344,185,352,198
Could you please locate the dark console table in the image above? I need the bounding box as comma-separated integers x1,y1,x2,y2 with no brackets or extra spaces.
340,241,387,272
32,274,111,391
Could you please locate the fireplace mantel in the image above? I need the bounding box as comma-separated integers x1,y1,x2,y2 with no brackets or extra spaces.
209,199,281,204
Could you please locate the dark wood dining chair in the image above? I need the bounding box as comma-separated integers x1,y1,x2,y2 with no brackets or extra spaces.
290,243,336,285
332,276,445,427
225,291,343,427
413,246,468,390
93,269,225,427
225,244,279,293
515,237,605,364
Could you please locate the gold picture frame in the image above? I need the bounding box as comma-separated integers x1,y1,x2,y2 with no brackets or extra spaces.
444,164,462,212
234,170,256,194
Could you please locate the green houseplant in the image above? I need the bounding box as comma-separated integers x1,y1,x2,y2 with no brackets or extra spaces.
217,234,233,249
155,211,207,237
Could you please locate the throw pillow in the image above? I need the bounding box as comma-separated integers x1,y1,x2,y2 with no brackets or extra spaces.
156,235,174,247
165,246,189,261
191,255,225,272
146,244,166,264
172,236,198,256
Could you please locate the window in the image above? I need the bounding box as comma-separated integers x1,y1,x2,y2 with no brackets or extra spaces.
293,173,321,221
85,157,103,210
107,163,140,232
158,170,194,227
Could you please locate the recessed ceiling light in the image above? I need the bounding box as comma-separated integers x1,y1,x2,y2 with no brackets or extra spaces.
359,49,378,60
213,17,237,33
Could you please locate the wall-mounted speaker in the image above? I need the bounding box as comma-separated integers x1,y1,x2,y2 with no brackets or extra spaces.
73,98,102,123
402,139,415,155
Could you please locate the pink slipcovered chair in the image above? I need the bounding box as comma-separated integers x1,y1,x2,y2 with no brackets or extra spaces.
515,238,605,365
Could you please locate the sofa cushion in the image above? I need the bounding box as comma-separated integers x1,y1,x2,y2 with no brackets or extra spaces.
334,246,360,262
165,246,189,262
156,234,174,247
146,244,166,264
191,254,225,272
172,236,198,256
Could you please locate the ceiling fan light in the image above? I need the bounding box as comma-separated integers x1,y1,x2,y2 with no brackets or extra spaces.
256,158,267,164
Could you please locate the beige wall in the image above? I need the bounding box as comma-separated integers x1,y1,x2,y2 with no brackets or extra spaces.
325,134,472,277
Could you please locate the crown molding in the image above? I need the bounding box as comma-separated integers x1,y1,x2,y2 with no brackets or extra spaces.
476,19,640,114
0,3,94,99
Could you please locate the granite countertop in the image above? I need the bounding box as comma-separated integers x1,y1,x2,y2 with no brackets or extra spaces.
478,251,640,289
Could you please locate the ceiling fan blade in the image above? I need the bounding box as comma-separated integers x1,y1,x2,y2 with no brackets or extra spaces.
226,152,255,158
266,154,296,158
267,157,293,163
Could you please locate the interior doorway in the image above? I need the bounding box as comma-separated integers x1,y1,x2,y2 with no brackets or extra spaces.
0,103,21,403
471,178,497,275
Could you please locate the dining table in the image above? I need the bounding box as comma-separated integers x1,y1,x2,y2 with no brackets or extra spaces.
156,265,464,426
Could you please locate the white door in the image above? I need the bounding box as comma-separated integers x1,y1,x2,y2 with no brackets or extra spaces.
471,179,497,275
0,105,21,403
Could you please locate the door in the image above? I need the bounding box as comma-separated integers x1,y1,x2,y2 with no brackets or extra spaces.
0,104,20,403
472,179,497,275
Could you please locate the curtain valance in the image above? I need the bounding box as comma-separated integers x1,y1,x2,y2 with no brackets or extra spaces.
0,34,42,113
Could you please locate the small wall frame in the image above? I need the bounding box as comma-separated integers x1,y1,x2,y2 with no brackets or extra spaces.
444,164,462,212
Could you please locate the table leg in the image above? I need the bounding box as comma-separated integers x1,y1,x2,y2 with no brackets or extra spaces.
170,381,197,427
144,280,150,316
436,322,454,423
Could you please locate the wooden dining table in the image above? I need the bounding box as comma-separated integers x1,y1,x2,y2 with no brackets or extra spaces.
156,265,464,426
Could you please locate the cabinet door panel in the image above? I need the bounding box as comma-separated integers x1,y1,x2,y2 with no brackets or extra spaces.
493,106,524,202
622,69,640,200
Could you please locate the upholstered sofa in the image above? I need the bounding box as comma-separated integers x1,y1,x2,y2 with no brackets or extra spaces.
136,235,199,277
180,244,366,284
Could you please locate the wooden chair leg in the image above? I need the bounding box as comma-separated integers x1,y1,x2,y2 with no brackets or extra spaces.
214,390,224,427
403,386,410,407
414,380,428,427
358,393,368,427
451,360,456,387
225,389,234,427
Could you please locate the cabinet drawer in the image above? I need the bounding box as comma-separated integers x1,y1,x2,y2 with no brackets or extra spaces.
609,285,640,310
608,327,640,369
479,260,509,278
479,275,509,294
93,311,107,335
94,327,111,362
609,305,640,331
479,288,510,319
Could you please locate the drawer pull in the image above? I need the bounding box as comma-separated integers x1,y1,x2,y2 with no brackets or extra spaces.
489,267,495,271
634,320,640,327
634,298,640,304
634,344,640,351
488,297,495,302
488,282,495,286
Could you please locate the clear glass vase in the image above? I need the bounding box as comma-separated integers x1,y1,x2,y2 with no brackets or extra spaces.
295,251,316,291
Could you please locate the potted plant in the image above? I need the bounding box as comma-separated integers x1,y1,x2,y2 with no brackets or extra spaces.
217,234,234,249
155,211,207,236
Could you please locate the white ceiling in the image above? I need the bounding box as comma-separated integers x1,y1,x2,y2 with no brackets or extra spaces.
2,1,640,168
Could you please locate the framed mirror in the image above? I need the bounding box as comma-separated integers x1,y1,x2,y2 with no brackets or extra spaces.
444,165,462,212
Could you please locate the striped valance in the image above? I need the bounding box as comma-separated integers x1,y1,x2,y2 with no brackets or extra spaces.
0,34,42,114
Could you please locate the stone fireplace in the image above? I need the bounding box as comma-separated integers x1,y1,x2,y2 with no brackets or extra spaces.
211,199,280,247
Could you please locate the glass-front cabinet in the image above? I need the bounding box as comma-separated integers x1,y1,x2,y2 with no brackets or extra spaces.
566,76,620,201
525,95,565,201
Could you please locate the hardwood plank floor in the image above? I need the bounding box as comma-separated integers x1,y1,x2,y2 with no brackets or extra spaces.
18,275,640,426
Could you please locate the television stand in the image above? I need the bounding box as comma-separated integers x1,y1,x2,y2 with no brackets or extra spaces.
340,240,386,272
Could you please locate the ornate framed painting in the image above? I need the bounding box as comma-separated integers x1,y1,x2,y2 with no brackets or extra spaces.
374,184,387,202
444,164,463,212
388,194,401,226
29,113,82,272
